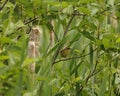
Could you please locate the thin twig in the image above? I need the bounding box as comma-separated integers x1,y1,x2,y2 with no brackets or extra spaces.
72,13,86,16
51,46,62,66
76,62,108,95
50,21,59,42
76,58,99,95
63,13,75,37
52,28,59,42
0,0,8,11
51,11,76,66
53,48,97,64
86,62,108,84
85,60,98,84
24,17,39,25
17,17,39,30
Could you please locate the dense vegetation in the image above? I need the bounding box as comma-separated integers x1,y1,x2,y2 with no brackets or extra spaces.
0,0,120,96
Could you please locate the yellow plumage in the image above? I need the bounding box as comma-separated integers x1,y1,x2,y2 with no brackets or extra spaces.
60,47,71,58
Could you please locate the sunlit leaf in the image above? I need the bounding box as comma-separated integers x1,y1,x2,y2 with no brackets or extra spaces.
79,0,95,3
45,35,69,57
0,37,12,44
16,20,25,28
78,7,90,15
81,31,95,41
0,56,9,60
116,38,120,43
0,0,119,96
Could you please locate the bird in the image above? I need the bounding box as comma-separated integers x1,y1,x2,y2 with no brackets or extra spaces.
60,47,71,58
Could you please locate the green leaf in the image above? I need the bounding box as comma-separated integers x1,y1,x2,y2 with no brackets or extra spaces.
0,65,9,74
62,5,73,14
69,32,81,45
33,0,42,6
116,38,120,43
6,2,15,8
22,58,38,67
3,20,25,35
81,31,95,41
0,62,6,67
102,38,110,48
103,33,115,40
0,56,9,60
79,0,95,3
55,91,65,96
16,20,25,28
23,92,34,96
45,36,69,57
99,72,108,96
36,76,48,81
70,61,83,75
0,36,12,44
78,7,90,15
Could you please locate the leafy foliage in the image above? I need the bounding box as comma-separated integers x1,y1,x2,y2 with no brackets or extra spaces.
0,0,120,96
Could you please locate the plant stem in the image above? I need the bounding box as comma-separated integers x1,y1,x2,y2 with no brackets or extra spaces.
0,0,8,11
51,11,75,66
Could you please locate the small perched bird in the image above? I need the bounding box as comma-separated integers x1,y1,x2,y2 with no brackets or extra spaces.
60,47,71,58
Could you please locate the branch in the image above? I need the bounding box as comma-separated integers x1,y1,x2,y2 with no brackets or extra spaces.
17,17,39,30
72,13,86,16
50,20,59,42
24,17,39,25
63,13,75,37
53,48,97,64
76,62,108,95
52,28,59,42
85,60,98,84
51,11,76,66
0,0,8,11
